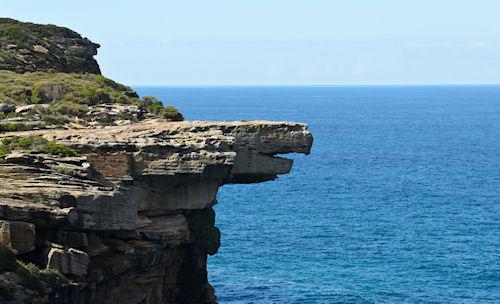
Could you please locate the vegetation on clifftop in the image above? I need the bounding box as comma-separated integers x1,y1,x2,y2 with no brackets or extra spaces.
0,71,184,129
0,71,137,105
0,19,184,130
0,18,100,74
0,135,79,157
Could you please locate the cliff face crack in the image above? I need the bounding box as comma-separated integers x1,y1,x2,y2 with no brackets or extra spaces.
0,120,312,304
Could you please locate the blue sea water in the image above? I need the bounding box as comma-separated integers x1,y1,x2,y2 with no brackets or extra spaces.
135,86,500,304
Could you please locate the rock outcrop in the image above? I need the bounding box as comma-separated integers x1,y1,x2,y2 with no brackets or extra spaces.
0,18,313,304
0,18,100,74
0,120,312,303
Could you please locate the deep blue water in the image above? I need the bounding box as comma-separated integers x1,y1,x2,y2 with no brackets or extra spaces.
135,86,500,304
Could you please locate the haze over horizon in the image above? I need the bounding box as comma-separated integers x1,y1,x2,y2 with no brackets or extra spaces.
3,0,500,86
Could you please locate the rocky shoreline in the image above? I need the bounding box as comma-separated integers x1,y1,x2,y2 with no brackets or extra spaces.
0,19,312,303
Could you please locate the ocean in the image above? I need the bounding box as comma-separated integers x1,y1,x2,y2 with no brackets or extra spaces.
134,86,500,304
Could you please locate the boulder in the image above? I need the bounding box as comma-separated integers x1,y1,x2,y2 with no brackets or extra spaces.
47,245,90,276
0,220,35,254
0,103,16,114
33,45,49,54
15,104,36,114
0,221,10,248
35,83,68,102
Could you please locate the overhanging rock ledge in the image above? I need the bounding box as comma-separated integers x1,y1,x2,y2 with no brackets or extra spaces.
0,119,312,304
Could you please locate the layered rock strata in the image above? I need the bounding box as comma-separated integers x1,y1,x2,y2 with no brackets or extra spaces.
0,120,312,303
0,17,313,304
0,18,100,74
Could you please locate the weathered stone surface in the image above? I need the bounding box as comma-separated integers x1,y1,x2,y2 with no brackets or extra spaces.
0,18,101,74
0,120,312,303
54,231,88,248
47,245,90,276
36,83,68,102
0,221,10,249
84,233,109,256
0,17,315,304
0,103,16,114
0,100,313,304
15,104,37,114
0,220,35,254
137,214,191,245
0,272,42,303
0,120,311,229
0,119,312,303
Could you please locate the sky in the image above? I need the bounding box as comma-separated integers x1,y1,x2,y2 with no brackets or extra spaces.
2,0,500,85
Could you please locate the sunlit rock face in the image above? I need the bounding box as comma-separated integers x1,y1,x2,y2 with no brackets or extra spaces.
0,18,101,74
0,120,312,303
0,17,313,304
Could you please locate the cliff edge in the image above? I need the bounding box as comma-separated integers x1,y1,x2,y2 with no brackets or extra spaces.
0,19,313,304
0,18,100,74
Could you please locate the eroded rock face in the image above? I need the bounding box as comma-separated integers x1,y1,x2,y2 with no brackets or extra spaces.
0,220,35,254
0,17,313,304
0,119,312,303
0,18,100,74
47,245,90,276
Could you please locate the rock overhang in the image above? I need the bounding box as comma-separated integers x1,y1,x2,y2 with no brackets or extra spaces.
0,120,313,231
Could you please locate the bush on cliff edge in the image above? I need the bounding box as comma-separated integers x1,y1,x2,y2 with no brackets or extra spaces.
162,105,184,121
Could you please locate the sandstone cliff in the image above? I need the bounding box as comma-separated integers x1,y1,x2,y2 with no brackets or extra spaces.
0,18,100,74
0,19,313,304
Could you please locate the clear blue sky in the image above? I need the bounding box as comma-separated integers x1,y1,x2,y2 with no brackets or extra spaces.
3,0,500,85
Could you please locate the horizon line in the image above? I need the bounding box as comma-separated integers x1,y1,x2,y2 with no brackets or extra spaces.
130,83,500,87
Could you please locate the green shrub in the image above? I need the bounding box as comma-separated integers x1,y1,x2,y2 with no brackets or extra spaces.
0,136,79,157
14,261,66,292
162,105,184,121
6,112,18,119
0,24,26,42
94,75,132,93
0,71,138,107
142,96,160,105
0,244,17,272
114,95,128,104
30,81,43,103
44,141,79,157
80,87,110,105
145,97,164,115
39,267,67,289
54,165,74,175
15,261,43,292
148,102,164,114
1,135,48,152
118,112,137,122
0,122,29,132
41,115,68,125
49,100,88,117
